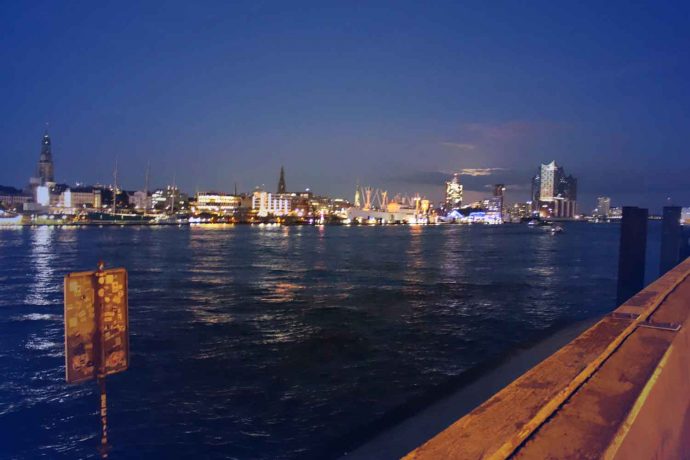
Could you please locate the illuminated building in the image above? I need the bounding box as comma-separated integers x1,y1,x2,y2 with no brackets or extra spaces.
682,207,690,225
347,190,431,224
594,196,611,218
484,197,502,214
131,191,151,211
28,130,57,204
531,161,577,218
36,185,50,206
609,207,623,220
493,184,506,221
0,186,31,209
37,130,55,184
506,202,532,222
445,173,463,209
252,190,290,217
59,189,72,208
195,192,241,215
65,186,103,210
152,186,188,212
539,161,558,200
47,183,69,206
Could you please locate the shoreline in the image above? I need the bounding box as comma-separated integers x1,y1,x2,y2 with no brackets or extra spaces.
0,220,596,228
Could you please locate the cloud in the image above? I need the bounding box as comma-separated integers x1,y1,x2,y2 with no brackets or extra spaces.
459,168,505,176
440,142,477,151
388,168,533,193
504,183,533,192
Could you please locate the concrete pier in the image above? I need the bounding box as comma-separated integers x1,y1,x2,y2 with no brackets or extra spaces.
405,256,690,459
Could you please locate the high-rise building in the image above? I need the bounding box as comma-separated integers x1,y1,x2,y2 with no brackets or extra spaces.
277,166,286,194
445,173,463,209
531,161,577,218
493,184,506,221
539,161,558,200
595,196,611,218
37,130,55,184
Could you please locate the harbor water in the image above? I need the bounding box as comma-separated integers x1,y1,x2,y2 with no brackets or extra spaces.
0,222,661,458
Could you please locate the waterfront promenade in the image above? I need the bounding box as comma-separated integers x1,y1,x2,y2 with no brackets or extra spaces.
406,256,690,459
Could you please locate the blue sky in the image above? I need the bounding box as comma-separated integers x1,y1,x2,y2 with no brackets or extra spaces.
1,0,689,211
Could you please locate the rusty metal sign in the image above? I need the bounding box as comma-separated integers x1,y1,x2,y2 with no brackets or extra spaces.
64,267,129,384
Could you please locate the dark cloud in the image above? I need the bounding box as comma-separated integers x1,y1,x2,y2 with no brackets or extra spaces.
388,168,534,193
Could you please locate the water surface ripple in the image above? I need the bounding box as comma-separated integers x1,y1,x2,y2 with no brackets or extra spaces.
0,223,659,458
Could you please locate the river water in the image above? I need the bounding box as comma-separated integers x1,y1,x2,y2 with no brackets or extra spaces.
0,223,661,458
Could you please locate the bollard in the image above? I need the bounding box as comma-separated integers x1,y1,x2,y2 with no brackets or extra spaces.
617,206,648,304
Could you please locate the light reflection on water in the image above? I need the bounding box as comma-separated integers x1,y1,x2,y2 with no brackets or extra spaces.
25,227,57,307
0,223,646,459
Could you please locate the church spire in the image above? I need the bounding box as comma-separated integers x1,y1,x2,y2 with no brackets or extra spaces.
37,127,54,184
277,166,286,194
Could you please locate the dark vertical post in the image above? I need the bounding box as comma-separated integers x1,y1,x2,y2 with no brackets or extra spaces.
617,207,648,304
660,206,682,275
98,377,108,458
94,261,109,458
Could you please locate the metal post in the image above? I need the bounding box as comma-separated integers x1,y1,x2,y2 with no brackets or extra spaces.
660,206,682,275
94,261,109,457
617,207,648,305
98,376,108,458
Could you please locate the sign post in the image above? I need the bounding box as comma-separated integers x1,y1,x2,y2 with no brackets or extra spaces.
64,261,129,457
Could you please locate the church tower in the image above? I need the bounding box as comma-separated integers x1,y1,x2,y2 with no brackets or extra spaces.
277,166,286,194
37,130,55,184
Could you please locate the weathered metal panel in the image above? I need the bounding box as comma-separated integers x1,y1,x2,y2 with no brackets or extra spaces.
64,268,129,383
97,268,129,376
64,270,97,384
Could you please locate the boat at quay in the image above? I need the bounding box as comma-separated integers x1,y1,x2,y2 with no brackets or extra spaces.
0,211,23,226
83,211,156,224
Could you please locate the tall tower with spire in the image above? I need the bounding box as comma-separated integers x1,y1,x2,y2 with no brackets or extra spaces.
37,129,55,184
277,166,286,194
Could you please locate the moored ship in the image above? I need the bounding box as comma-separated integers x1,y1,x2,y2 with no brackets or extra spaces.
0,212,23,226
84,211,155,224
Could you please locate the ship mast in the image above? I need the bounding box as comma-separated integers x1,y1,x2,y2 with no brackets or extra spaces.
144,161,150,215
169,173,176,216
112,159,118,214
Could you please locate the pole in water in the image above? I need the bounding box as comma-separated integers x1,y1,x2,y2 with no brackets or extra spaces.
65,260,128,457
98,376,109,458
94,260,109,457
616,207,648,304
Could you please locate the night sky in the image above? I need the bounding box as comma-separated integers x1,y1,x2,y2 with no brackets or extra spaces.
2,1,689,212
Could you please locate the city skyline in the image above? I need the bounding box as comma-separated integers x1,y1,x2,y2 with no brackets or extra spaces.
0,127,676,217
2,2,690,211
14,129,574,209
